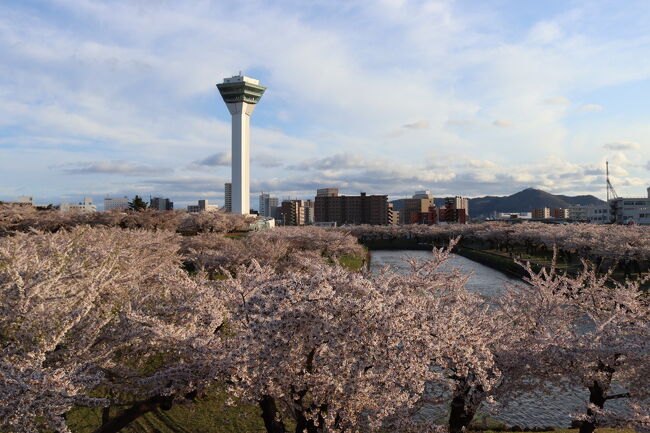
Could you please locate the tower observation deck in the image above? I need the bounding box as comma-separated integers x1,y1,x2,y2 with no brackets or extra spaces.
217,75,266,215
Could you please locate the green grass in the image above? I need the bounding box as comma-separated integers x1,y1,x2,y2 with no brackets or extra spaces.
67,389,265,433
337,253,367,271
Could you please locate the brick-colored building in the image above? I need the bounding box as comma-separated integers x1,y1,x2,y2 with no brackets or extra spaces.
315,189,390,225
410,206,439,225
532,207,551,219
551,208,569,219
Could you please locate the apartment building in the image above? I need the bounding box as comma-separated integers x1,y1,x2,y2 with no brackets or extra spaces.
315,189,390,225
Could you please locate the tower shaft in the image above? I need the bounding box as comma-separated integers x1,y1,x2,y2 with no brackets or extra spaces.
217,75,266,215
227,102,256,214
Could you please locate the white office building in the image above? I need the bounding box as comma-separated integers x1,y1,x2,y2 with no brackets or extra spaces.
16,196,34,205
610,187,650,225
568,204,610,224
495,212,532,220
104,196,130,211
59,197,97,212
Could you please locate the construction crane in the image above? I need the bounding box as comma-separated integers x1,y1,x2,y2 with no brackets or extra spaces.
606,161,618,201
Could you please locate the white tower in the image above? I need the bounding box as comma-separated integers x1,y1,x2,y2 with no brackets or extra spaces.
217,75,266,214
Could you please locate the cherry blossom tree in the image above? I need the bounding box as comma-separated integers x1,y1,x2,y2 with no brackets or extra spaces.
0,227,229,433
502,256,650,433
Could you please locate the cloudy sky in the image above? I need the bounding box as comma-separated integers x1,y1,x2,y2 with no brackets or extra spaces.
1,0,649,208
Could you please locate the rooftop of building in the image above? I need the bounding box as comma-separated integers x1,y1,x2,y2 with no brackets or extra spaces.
222,74,260,85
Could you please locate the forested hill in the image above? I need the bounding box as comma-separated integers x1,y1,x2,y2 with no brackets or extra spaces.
461,188,605,218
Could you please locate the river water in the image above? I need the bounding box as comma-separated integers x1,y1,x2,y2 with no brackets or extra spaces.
369,250,626,429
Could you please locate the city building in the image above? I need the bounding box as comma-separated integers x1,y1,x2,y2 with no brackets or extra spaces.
412,190,433,200
567,204,609,223
16,196,34,205
304,199,315,225
532,207,551,219
316,188,339,197
59,197,97,212
217,74,266,215
280,199,305,226
150,197,174,211
224,183,232,213
187,199,219,213
410,206,438,225
258,193,279,217
104,196,129,211
551,208,569,219
495,212,532,220
388,204,400,225
609,187,650,225
390,192,434,225
315,189,390,225
438,196,469,224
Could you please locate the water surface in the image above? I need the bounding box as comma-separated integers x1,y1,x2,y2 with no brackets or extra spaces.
369,250,626,428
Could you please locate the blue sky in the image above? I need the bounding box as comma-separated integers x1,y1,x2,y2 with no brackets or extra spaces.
1,0,649,208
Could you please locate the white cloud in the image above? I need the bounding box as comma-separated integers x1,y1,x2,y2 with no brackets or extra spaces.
543,97,570,105
578,104,603,112
403,120,430,129
2,0,650,202
603,141,641,151
59,161,171,176
492,119,512,128
193,152,231,167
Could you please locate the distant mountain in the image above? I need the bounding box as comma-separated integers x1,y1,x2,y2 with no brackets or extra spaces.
461,188,605,218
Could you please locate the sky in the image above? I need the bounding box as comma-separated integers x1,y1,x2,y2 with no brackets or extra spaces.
1,0,649,209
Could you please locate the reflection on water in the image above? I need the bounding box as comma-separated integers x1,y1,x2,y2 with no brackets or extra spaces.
369,250,625,428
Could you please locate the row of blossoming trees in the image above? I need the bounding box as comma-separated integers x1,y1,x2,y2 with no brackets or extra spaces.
0,208,648,433
346,222,650,273
0,204,253,236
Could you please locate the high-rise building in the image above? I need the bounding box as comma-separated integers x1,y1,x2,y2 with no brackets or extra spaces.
280,200,305,226
217,74,266,215
303,199,315,225
317,188,339,197
224,183,232,213
104,196,129,211
439,196,469,224
258,192,279,217
149,197,174,211
315,190,389,225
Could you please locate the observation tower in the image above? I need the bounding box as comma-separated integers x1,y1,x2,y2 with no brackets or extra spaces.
217,74,266,214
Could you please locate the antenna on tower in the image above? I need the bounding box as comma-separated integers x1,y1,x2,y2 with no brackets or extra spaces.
606,161,618,201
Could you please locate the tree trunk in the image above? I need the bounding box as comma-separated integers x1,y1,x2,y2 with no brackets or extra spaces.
101,407,110,425
579,382,607,433
259,395,286,433
449,393,477,433
91,395,174,433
